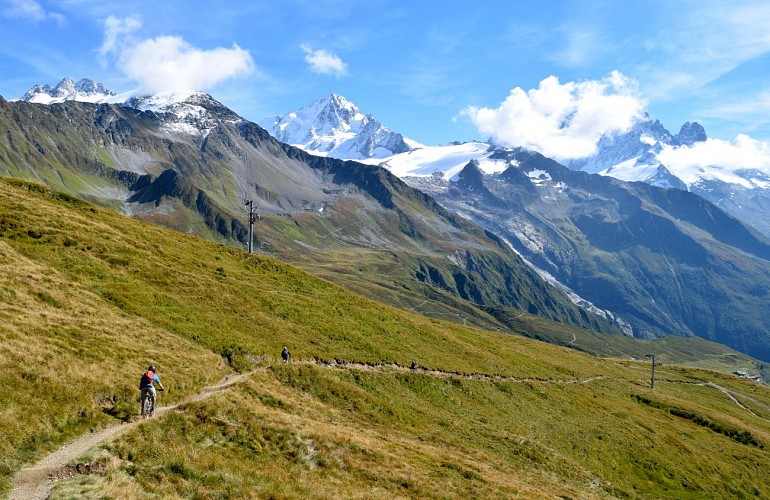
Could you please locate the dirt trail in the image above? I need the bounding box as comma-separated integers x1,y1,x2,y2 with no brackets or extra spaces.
311,359,604,385
701,381,770,419
9,372,251,500
9,361,603,499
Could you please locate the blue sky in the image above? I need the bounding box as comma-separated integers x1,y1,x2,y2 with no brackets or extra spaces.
1,0,770,154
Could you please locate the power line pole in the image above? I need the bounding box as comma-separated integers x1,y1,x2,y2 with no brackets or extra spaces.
645,354,656,390
243,199,258,253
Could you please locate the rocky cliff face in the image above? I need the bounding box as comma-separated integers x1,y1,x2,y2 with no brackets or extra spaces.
672,121,707,146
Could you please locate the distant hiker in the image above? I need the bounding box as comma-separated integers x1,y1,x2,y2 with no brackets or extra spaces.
139,365,165,416
281,346,291,364
410,360,417,371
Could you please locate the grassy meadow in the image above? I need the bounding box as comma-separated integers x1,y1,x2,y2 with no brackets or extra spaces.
2,176,770,498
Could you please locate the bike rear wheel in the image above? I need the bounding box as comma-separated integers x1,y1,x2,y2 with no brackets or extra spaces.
142,393,154,418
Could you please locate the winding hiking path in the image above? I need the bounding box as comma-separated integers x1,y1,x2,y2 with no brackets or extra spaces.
312,359,605,385
9,372,252,500
9,360,604,499
701,381,770,420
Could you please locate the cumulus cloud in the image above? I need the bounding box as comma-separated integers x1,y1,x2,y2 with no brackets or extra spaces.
462,72,647,160
301,44,348,77
657,135,770,186
2,0,64,24
100,16,254,94
119,36,254,94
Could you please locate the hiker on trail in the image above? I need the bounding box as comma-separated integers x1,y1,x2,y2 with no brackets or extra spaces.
139,365,165,415
281,346,291,364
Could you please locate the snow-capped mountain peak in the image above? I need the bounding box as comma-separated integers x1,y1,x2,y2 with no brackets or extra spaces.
122,90,242,135
19,78,241,136
258,93,422,159
672,121,707,146
316,92,359,128
21,77,115,104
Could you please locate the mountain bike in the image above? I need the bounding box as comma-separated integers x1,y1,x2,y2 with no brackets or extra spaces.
141,388,163,418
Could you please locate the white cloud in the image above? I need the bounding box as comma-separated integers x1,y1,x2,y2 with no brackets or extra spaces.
301,44,348,77
657,135,770,186
99,15,142,62
101,16,255,94
48,11,65,25
1,0,64,23
462,72,647,160
120,36,254,94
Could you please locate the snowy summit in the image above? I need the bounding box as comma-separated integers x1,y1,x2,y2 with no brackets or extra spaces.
258,93,422,160
122,90,243,136
19,79,242,137
20,77,116,104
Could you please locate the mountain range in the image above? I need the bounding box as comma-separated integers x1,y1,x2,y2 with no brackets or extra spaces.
1,79,619,345
281,94,770,240
6,66,770,498
564,117,770,238
7,79,770,362
257,93,770,363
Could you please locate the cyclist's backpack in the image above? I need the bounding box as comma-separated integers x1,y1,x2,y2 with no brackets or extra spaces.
139,370,154,389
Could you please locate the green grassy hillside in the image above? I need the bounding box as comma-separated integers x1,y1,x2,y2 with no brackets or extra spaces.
2,176,770,498
0,97,624,340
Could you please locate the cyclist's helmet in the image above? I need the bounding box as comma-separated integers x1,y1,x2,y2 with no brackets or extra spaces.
148,365,156,372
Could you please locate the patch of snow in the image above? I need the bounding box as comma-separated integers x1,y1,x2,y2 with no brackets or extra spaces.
368,142,495,179
526,169,552,182
599,156,659,183
501,237,634,336
125,90,200,112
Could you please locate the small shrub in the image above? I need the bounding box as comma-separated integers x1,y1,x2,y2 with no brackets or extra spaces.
167,460,197,480
103,400,137,423
220,344,250,371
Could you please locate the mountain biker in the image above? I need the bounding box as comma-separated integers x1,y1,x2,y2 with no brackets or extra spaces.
139,365,165,416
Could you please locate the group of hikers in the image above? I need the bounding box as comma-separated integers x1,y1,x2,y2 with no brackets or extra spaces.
139,346,291,416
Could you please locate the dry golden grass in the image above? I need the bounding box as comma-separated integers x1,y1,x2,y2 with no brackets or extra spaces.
48,359,770,499
0,238,224,488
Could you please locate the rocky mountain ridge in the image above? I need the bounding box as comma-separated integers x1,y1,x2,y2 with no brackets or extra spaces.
568,117,770,236
408,149,770,361
20,77,115,104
